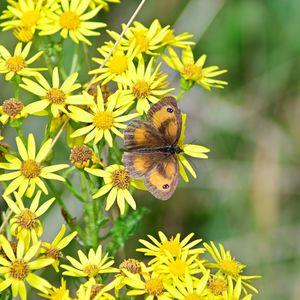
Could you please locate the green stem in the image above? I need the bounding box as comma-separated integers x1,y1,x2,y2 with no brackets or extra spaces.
69,44,80,75
65,177,85,203
12,75,21,99
177,88,186,101
15,126,25,143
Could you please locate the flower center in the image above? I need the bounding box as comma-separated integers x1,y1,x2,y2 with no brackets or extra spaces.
218,259,241,277
184,293,204,300
119,258,141,274
133,80,150,99
207,278,227,296
93,111,114,129
45,246,62,261
21,160,41,179
132,31,149,52
108,55,128,75
46,88,66,104
144,278,164,296
6,56,26,72
111,169,131,189
183,64,202,80
21,10,41,27
83,264,99,277
90,284,103,300
2,98,24,117
14,27,34,43
9,259,30,280
160,240,181,256
60,11,80,30
17,209,38,230
163,30,175,43
70,145,92,168
169,260,187,277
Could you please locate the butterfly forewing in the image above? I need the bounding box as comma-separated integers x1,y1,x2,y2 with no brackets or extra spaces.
123,120,166,151
147,96,182,146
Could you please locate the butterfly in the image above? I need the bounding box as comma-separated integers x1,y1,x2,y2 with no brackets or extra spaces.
122,96,183,200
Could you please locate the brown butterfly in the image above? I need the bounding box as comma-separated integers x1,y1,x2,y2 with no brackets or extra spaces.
122,96,182,200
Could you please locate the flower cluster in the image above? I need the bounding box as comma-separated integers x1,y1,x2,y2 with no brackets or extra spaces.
0,0,260,299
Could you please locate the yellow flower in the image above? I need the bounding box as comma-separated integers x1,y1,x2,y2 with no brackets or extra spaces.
39,278,72,300
204,242,260,294
89,0,121,11
89,43,136,85
223,277,253,300
69,87,138,146
165,271,210,300
85,164,144,215
39,0,106,46
75,277,116,300
19,66,88,118
107,19,169,56
115,57,173,115
151,251,202,285
40,224,77,272
0,133,69,197
0,235,53,300
137,232,204,263
0,0,58,31
61,244,117,278
176,113,210,182
0,42,45,80
163,46,228,90
3,191,55,246
0,97,33,124
69,145,94,169
123,269,172,300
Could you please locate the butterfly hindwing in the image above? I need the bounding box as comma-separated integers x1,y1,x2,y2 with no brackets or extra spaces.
147,96,182,145
144,154,179,200
123,120,166,151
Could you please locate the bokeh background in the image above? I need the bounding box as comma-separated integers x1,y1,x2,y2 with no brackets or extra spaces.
1,0,300,299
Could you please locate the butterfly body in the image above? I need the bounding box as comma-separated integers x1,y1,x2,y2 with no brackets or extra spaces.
122,97,182,200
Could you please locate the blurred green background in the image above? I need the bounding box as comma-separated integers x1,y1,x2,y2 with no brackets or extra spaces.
1,0,300,299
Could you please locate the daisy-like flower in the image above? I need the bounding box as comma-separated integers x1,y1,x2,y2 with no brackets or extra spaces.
0,42,45,80
0,133,69,197
61,244,117,278
206,274,228,298
19,67,90,118
165,271,210,300
39,0,106,46
69,87,138,146
115,57,173,115
163,46,228,90
137,231,204,263
0,235,54,300
0,98,32,125
89,43,137,85
3,191,55,246
85,164,145,215
75,277,116,300
223,277,253,300
40,224,77,272
152,251,202,286
69,145,94,169
176,113,210,182
39,278,72,300
107,19,169,56
204,242,260,294
123,269,172,300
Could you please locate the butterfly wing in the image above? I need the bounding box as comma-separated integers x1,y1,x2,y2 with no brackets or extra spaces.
147,96,182,145
123,120,166,151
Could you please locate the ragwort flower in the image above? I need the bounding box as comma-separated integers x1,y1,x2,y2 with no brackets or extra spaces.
39,278,72,300
0,133,69,197
3,191,55,246
0,42,45,80
39,0,106,46
163,46,228,90
85,164,145,215
61,245,117,278
69,87,138,146
115,57,173,115
0,235,53,300
20,66,88,118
